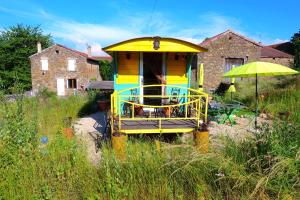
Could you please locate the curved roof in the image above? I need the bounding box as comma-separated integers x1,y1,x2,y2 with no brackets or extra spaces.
103,37,207,53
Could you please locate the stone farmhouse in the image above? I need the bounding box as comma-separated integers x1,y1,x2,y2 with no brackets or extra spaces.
29,43,111,96
195,30,294,90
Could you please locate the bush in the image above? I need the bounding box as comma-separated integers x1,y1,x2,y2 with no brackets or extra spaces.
99,60,113,81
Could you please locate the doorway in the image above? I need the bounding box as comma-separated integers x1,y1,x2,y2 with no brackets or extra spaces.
143,53,163,105
57,78,65,96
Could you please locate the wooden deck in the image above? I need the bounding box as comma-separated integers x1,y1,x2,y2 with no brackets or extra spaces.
114,119,197,134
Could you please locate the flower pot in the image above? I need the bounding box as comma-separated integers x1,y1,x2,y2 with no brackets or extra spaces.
63,127,73,139
98,100,109,111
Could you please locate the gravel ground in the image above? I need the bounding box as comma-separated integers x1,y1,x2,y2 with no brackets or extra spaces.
73,112,108,165
74,112,271,164
210,114,272,140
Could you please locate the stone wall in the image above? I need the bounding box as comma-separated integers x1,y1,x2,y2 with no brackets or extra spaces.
196,32,262,91
260,57,294,67
30,45,101,96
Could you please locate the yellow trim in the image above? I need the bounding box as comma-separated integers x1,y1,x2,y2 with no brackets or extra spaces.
111,84,209,135
103,37,207,53
115,84,206,96
121,128,195,134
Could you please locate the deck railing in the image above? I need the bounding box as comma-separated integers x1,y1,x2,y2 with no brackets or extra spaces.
110,85,208,134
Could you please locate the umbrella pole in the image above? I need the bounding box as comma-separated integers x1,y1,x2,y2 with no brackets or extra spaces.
255,74,258,129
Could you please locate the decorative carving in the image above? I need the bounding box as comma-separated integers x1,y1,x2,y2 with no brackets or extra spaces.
153,37,160,50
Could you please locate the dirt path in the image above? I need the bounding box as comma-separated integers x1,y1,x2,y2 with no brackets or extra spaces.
73,112,108,165
73,112,270,164
208,115,272,150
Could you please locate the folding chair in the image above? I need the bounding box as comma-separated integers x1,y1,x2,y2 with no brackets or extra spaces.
125,88,146,117
168,88,181,117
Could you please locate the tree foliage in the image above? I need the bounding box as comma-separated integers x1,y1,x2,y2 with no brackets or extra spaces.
99,60,113,80
0,24,53,92
291,29,300,69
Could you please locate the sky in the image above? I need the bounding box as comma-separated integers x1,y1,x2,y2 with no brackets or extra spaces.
0,0,299,56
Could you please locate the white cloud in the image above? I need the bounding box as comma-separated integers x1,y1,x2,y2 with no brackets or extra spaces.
44,10,175,54
272,38,289,44
264,38,288,45
247,32,289,45
49,21,138,45
0,5,47,19
42,11,253,52
173,13,244,44
76,43,110,57
1,4,289,53
46,20,141,56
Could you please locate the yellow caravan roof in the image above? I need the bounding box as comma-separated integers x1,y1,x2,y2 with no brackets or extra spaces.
103,37,207,52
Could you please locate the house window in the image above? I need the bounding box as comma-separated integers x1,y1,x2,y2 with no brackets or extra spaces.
224,58,244,82
41,59,48,71
68,59,76,71
67,79,77,89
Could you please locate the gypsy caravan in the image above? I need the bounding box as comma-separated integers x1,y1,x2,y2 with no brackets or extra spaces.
103,37,209,137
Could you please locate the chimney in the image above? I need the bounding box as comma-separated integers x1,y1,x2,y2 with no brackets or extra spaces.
37,42,42,53
87,45,92,57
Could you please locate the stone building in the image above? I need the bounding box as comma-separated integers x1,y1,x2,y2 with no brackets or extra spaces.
196,30,262,90
29,43,109,96
260,46,294,67
195,30,294,91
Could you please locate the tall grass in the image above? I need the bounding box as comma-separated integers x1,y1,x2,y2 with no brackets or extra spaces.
0,91,101,199
0,80,299,199
235,75,300,121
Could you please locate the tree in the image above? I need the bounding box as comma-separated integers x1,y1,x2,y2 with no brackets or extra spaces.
291,29,300,69
0,24,53,92
99,60,113,80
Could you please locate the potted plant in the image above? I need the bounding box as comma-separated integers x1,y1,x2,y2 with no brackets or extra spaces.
98,99,109,111
63,117,73,139
97,91,110,111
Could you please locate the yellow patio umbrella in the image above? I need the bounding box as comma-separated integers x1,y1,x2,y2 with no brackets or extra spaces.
227,65,236,100
224,61,299,128
198,63,204,92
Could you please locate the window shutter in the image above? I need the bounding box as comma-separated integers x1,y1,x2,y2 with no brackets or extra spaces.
68,59,76,71
41,59,48,70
